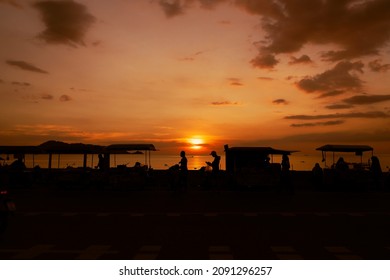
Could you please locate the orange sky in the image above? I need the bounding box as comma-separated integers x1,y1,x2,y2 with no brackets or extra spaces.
1,0,390,154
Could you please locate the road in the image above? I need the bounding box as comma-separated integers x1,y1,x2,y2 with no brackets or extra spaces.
1,188,390,260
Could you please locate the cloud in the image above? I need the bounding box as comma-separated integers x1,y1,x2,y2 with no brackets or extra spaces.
179,50,204,61
228,78,243,86
325,104,354,110
6,60,49,74
59,94,72,102
280,129,390,145
289,55,312,65
41,93,54,100
210,101,239,106
250,53,279,69
272,99,289,105
318,90,345,99
342,94,390,105
368,59,390,72
156,1,390,69
33,0,96,46
296,61,364,94
12,81,31,86
285,111,390,120
159,0,185,18
257,76,273,81
159,0,228,18
236,0,390,64
291,120,345,127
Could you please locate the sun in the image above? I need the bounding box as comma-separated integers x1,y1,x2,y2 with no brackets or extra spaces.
188,137,204,150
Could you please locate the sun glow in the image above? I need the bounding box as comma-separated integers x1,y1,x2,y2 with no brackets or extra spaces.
188,137,204,150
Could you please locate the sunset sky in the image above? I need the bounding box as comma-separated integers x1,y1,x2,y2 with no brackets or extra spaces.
1,0,390,154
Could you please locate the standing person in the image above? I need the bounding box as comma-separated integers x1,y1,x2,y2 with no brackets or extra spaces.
280,154,293,193
97,154,105,170
370,156,383,190
178,151,188,191
311,163,323,190
205,151,221,188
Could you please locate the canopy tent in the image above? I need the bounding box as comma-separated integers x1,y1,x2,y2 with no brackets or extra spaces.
316,144,374,168
0,142,157,169
224,145,298,172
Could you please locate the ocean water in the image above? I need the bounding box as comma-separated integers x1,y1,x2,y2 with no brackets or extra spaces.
2,152,390,171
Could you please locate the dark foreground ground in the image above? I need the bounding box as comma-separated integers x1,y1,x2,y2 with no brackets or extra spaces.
1,179,390,260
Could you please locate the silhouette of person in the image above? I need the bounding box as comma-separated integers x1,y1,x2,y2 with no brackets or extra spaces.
311,163,323,190
370,156,383,190
205,151,221,188
279,154,293,193
263,156,271,169
178,151,188,191
334,157,348,190
335,157,348,171
206,151,220,174
9,155,27,187
10,156,26,171
97,154,105,170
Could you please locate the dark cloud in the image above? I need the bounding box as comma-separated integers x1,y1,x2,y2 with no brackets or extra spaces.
291,120,345,127
12,81,31,86
211,101,238,106
285,111,390,120
280,129,390,145
250,53,279,69
325,104,354,110
157,0,390,68
342,94,390,105
198,0,227,9
368,59,390,72
41,93,54,100
159,0,228,17
6,60,49,74
273,99,288,105
296,61,364,94
59,94,72,102
228,78,243,86
318,90,345,99
33,0,96,46
236,0,390,65
159,0,185,18
289,55,312,65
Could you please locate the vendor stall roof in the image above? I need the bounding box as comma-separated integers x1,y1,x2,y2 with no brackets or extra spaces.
0,146,44,155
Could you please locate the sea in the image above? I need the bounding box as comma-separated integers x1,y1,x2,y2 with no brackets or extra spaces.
2,152,390,172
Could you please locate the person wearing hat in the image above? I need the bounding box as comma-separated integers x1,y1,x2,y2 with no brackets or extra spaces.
204,151,221,189
206,151,220,174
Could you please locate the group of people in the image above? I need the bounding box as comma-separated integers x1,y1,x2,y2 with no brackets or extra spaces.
175,150,221,191
311,156,385,190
